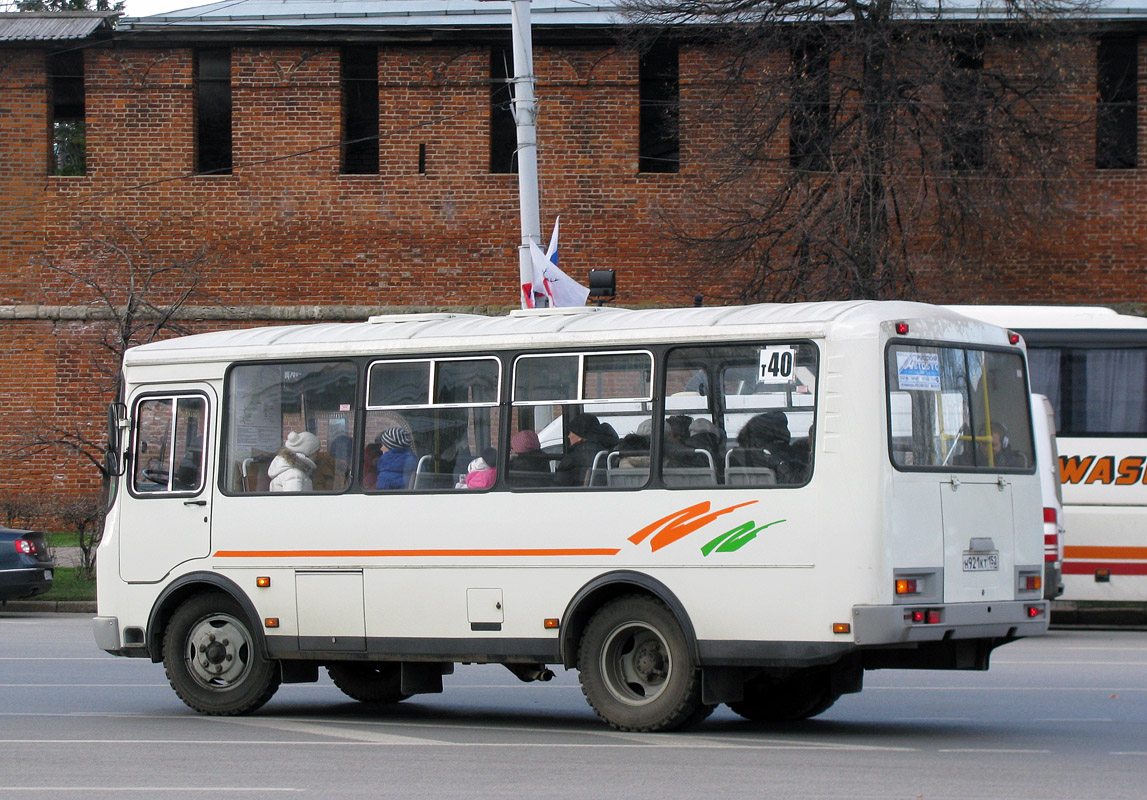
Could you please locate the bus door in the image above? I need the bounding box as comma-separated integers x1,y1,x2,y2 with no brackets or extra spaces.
119,388,215,583
940,477,1016,602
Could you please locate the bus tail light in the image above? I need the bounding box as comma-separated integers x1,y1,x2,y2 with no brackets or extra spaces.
895,579,918,595
1018,570,1042,593
895,322,910,335
1008,331,1021,345
908,609,942,624
1025,605,1045,619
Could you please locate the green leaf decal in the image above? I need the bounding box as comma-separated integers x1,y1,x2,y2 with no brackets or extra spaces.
700,519,786,556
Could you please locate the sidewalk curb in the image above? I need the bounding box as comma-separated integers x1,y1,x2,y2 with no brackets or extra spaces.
1,600,96,614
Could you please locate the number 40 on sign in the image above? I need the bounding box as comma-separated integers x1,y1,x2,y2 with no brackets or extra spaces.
759,346,795,384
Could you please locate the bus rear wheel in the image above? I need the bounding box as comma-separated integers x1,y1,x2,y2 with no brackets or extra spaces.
326,662,409,704
577,595,712,732
728,669,839,722
163,592,280,715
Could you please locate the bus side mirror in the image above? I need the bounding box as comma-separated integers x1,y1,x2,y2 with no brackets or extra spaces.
106,402,128,477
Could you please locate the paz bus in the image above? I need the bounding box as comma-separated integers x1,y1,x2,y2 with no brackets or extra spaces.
93,302,1048,731
949,305,1147,603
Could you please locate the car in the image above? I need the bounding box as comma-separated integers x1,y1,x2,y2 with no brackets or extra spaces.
0,526,56,602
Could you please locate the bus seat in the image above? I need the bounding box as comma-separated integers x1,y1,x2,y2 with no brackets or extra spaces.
606,452,649,488
663,449,716,487
725,466,777,486
410,454,457,491
240,457,272,492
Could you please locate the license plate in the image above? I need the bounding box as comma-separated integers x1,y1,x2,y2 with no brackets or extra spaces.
44,569,53,581
962,552,999,572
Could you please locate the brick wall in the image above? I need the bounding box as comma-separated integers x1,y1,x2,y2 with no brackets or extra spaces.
0,32,1144,500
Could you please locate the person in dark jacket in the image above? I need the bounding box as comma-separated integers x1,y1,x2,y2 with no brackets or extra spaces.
375,427,417,490
732,410,807,484
553,413,609,487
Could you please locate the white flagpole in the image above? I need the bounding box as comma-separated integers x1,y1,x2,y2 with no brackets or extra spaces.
510,0,541,309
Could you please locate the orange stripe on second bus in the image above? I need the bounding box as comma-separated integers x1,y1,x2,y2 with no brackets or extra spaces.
213,548,623,559
1063,545,1147,561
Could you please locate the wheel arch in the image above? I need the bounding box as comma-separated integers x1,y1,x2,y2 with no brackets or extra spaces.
559,570,699,670
146,571,267,663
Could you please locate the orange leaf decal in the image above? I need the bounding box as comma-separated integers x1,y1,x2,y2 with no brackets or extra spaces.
629,501,757,553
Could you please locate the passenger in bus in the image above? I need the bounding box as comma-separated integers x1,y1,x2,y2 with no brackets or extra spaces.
508,430,551,486
457,447,498,489
685,418,726,470
616,432,651,468
553,413,610,486
268,431,320,492
361,442,381,489
732,411,807,484
664,414,709,468
990,422,1027,468
375,427,417,490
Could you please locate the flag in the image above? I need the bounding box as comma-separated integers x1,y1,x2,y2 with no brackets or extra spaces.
530,241,589,308
521,216,587,308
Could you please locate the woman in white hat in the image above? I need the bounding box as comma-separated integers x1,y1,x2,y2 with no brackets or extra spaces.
268,431,320,492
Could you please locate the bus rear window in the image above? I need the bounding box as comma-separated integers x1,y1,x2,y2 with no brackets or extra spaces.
888,345,1033,472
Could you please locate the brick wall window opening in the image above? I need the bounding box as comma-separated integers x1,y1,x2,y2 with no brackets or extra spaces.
341,46,379,174
49,49,85,176
942,37,986,172
195,48,232,175
490,45,517,174
1097,36,1138,170
638,41,680,174
789,38,831,172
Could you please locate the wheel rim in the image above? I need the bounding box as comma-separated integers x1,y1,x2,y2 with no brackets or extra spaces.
184,612,253,690
599,620,672,706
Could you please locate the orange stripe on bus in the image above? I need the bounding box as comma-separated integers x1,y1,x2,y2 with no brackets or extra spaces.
213,548,623,558
1063,546,1147,560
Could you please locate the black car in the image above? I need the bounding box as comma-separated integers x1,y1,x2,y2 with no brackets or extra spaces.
0,526,55,602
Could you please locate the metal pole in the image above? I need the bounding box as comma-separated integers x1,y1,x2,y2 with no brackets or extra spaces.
510,0,541,309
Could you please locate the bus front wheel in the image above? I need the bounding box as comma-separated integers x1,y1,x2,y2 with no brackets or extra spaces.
326,662,409,704
163,592,281,715
577,595,712,732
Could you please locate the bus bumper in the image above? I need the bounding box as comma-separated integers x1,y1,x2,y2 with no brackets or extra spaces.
852,600,1049,645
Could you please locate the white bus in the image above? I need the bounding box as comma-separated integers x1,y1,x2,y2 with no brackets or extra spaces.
93,302,1048,731
949,305,1147,604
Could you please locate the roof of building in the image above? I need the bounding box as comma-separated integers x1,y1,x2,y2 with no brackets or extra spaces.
0,11,115,41
117,0,1147,31
119,0,622,31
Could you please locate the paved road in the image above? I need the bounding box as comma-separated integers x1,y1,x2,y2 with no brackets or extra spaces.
1,615,1144,799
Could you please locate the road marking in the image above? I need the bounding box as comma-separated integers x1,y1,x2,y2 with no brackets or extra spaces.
1036,718,1113,722
4,790,301,794
0,737,917,751
206,717,443,745
939,748,1051,754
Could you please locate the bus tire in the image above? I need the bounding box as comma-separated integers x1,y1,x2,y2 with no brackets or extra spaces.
162,592,280,716
326,662,409,704
577,594,712,732
728,669,839,722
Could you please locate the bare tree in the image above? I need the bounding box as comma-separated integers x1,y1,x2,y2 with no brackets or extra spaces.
623,0,1097,302
7,218,212,563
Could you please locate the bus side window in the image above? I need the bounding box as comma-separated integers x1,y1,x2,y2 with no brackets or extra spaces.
365,357,501,492
223,361,357,494
131,395,207,495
